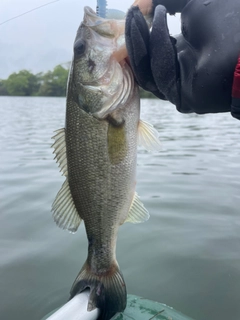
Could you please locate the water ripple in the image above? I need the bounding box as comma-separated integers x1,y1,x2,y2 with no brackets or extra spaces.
1,97,240,320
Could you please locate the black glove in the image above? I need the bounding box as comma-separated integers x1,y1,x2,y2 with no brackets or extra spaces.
125,0,240,116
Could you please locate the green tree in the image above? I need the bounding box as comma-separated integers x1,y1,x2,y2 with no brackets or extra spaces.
4,70,40,96
0,64,157,98
0,80,8,95
38,65,68,96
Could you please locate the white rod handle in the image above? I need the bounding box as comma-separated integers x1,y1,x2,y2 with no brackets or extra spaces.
46,290,100,320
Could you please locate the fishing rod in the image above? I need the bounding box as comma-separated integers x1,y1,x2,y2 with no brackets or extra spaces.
96,0,107,18
96,0,126,19
0,0,60,26
44,290,99,320
0,0,124,26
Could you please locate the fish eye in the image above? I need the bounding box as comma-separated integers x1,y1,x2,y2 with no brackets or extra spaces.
74,39,86,57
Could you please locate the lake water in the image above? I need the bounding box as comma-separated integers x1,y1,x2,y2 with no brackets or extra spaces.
1,96,240,320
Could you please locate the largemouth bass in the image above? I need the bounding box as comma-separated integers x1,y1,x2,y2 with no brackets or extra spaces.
52,6,160,320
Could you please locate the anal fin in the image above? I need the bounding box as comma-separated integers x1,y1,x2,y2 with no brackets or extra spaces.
52,178,81,233
125,192,149,224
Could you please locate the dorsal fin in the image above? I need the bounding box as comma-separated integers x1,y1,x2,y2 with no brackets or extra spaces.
51,128,81,233
51,128,68,176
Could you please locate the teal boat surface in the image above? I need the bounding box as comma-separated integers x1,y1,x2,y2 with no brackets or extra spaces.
112,295,194,320
42,294,194,320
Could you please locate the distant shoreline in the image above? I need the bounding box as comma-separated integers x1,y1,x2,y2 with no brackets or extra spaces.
0,64,156,99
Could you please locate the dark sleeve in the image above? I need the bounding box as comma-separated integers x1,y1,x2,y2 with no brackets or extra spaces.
126,0,240,116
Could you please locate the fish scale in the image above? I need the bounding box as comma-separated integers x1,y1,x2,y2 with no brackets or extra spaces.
66,97,137,255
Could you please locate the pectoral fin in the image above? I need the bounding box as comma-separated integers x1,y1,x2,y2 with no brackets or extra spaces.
125,192,149,223
138,119,161,151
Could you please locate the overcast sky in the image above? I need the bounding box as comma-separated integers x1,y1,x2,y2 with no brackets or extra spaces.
0,0,181,78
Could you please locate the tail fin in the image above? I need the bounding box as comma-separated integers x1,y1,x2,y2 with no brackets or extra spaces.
69,260,127,320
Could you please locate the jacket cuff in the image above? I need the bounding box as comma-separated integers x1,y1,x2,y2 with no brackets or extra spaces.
231,56,240,120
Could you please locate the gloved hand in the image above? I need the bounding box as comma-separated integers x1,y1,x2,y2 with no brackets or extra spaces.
125,0,240,117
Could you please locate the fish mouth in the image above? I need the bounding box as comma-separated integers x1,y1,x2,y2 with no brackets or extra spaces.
83,6,110,29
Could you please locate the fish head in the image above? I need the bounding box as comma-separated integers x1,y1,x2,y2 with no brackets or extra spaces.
69,6,131,119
